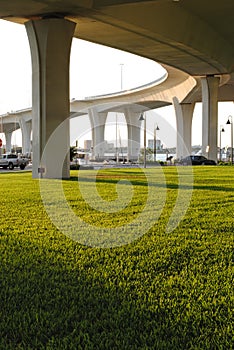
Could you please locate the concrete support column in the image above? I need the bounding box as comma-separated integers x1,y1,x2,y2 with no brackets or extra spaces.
173,97,195,159
124,109,142,161
89,109,107,160
5,131,12,153
19,118,32,155
25,18,75,178
201,75,220,161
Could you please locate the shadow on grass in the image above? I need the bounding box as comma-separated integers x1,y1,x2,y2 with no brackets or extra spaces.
68,175,233,193
0,237,220,350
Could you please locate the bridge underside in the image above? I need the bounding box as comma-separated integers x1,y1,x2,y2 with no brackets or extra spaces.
0,0,233,177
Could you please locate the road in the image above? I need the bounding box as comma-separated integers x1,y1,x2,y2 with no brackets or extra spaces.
0,164,32,173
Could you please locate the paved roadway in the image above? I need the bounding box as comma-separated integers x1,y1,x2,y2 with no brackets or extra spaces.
0,164,32,174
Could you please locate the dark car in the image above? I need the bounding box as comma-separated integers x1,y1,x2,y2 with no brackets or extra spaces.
181,155,216,165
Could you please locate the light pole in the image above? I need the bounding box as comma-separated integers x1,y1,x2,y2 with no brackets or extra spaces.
139,112,146,168
219,125,225,161
154,124,160,162
115,113,118,163
226,116,233,164
120,63,124,90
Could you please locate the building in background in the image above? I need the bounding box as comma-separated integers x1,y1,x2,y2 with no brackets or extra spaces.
83,140,92,151
148,139,161,150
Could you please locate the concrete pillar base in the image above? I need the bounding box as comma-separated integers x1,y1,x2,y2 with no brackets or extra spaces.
173,97,195,159
25,18,75,178
89,109,108,160
19,119,32,156
124,108,142,161
5,131,12,154
201,76,219,161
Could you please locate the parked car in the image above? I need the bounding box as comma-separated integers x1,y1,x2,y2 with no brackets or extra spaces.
0,153,29,170
180,155,216,165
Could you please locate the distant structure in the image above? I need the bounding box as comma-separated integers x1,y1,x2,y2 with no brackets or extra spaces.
83,140,92,151
148,139,161,150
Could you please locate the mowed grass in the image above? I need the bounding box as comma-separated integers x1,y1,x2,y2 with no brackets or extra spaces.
0,166,233,349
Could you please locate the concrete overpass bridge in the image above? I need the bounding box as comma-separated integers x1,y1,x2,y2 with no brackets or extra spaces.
0,64,196,160
0,0,233,177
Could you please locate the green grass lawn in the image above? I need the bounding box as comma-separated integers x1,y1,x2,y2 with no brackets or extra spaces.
0,166,233,349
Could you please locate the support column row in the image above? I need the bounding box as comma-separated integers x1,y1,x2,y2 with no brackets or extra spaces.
89,108,142,161
23,13,220,178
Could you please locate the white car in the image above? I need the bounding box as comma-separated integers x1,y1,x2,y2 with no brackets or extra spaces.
0,153,29,170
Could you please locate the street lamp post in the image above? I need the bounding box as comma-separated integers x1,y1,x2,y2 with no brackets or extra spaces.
115,113,118,163
139,112,146,168
120,63,124,90
226,116,233,164
219,125,225,161
154,124,160,162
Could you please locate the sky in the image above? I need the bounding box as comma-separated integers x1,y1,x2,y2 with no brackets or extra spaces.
0,19,233,149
